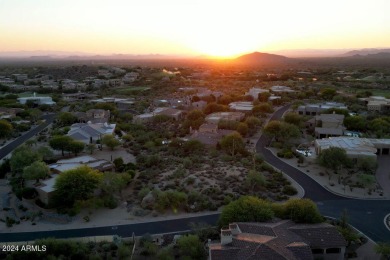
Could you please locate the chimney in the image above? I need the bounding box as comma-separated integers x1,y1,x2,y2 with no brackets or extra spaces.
221,229,233,245
229,223,241,235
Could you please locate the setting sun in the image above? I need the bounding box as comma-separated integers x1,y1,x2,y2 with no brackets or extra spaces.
0,0,389,56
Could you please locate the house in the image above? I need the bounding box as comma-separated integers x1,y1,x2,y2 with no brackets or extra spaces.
86,109,110,121
206,112,245,124
314,114,345,139
209,220,347,260
49,155,114,174
229,102,253,113
0,107,24,119
192,100,207,110
73,109,110,124
17,95,56,106
133,107,185,123
67,122,116,143
36,156,114,204
314,137,390,160
359,96,390,112
12,74,28,82
297,102,347,116
63,93,98,102
122,72,139,83
190,123,235,146
271,85,295,93
245,87,269,99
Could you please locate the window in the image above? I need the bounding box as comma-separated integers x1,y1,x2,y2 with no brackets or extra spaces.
326,248,341,254
311,248,324,254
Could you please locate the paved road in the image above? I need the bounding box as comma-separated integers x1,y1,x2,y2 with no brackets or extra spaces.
0,114,55,161
255,104,390,242
0,214,220,242
1,107,390,243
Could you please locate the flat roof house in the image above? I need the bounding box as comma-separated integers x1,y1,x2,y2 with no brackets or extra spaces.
298,102,347,116
206,112,245,124
229,102,253,113
245,87,269,99
314,137,390,160
209,220,346,260
17,96,56,106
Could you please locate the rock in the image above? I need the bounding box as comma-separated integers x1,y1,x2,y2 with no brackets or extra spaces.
141,192,155,210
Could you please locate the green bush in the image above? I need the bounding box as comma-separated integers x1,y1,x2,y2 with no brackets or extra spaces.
282,185,298,195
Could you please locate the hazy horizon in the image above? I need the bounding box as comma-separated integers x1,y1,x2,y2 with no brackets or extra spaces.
1,0,389,58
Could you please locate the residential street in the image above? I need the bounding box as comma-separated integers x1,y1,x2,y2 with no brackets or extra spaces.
0,114,55,161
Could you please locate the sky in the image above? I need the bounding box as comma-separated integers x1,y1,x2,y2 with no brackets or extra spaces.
0,0,389,58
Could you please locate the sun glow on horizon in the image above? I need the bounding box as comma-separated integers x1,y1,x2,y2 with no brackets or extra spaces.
0,0,389,56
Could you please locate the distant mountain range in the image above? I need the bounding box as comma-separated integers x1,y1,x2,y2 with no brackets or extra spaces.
342,48,390,56
1,48,390,61
234,52,290,65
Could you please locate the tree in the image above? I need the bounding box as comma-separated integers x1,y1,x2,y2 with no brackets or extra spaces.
23,161,50,183
320,88,337,100
0,120,13,138
258,92,271,102
86,143,96,155
218,196,274,227
357,174,376,194
277,198,323,223
245,116,262,129
343,116,367,131
67,140,85,156
101,134,121,150
317,147,350,173
177,235,205,260
37,146,54,160
220,132,245,157
57,112,77,126
183,109,205,130
53,166,102,207
253,103,273,115
49,135,74,156
100,172,130,200
356,157,377,174
375,242,390,260
204,102,227,114
246,170,266,192
236,122,248,137
263,121,300,143
10,145,42,174
284,112,303,127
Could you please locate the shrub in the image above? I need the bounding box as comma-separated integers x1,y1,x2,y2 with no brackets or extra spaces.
282,185,298,196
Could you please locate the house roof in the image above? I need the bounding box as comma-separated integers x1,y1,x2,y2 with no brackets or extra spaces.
210,220,346,260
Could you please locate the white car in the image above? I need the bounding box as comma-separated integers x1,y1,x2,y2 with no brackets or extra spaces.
296,149,312,157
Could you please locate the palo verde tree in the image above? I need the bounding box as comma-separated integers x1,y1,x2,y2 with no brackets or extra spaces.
53,165,102,207
10,145,43,174
220,131,245,157
23,161,50,184
317,147,351,173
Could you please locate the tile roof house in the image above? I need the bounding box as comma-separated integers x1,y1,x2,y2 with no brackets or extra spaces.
67,122,116,144
209,220,347,260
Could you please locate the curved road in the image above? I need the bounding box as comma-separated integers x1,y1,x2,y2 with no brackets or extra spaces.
256,104,390,242
0,114,56,160
1,107,390,243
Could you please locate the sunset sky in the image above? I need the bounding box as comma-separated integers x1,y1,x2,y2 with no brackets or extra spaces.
0,0,389,57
